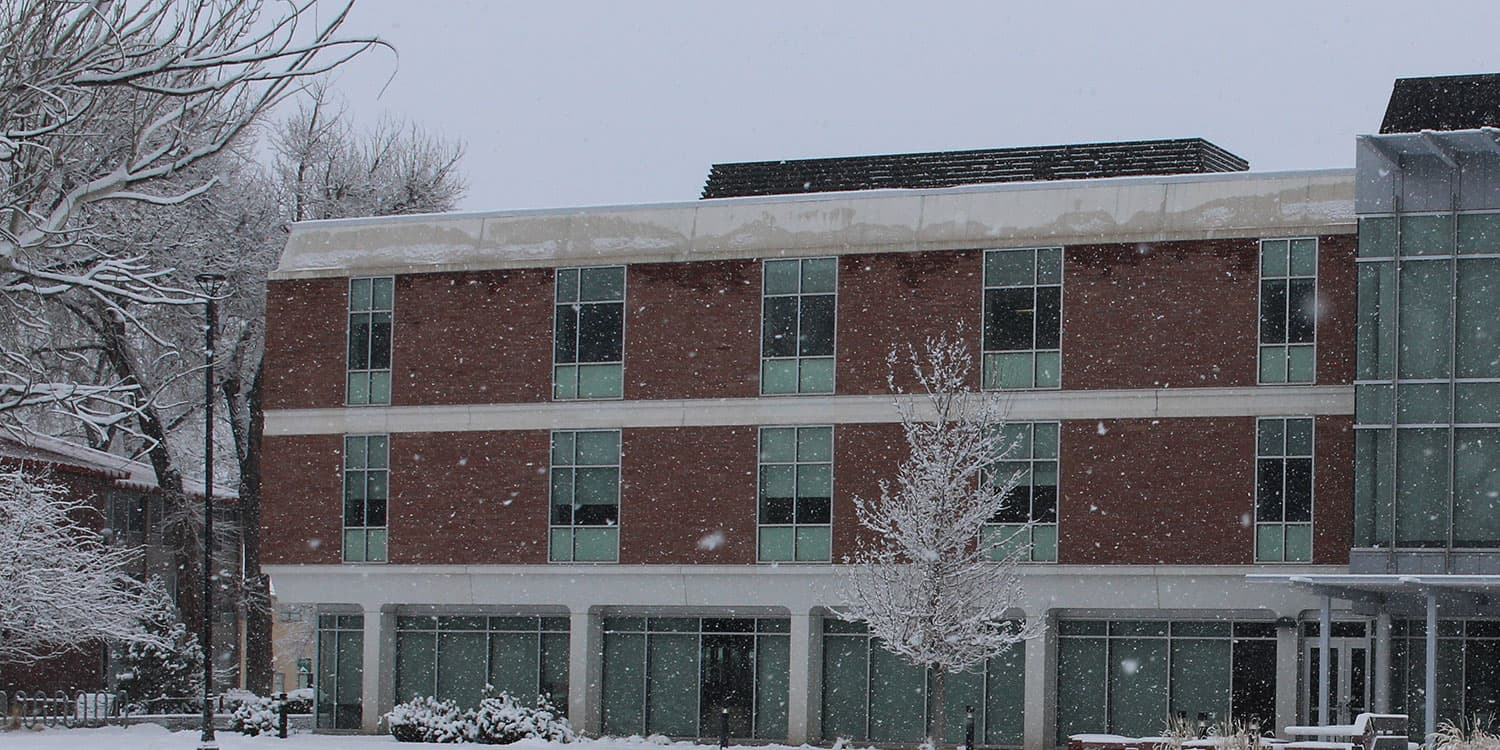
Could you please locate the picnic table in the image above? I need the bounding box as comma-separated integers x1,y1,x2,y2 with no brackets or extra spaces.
1284,713,1412,750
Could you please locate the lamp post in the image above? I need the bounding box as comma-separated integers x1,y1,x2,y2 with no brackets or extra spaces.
195,273,227,749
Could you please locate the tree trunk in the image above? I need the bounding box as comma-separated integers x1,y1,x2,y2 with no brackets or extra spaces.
928,664,946,750
233,362,273,694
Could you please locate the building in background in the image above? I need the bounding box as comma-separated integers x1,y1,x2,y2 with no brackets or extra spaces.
0,433,243,696
259,75,1500,747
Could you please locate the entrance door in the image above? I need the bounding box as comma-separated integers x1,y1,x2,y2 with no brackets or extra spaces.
700,633,755,738
1304,638,1370,725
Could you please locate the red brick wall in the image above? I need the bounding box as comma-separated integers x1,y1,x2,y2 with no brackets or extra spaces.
260,434,344,565
389,431,550,564
626,261,760,400
1060,417,1257,564
263,278,347,410
619,427,758,563
393,270,553,406
1064,240,1260,389
1314,416,1354,563
838,251,983,394
1316,234,1358,385
833,423,907,555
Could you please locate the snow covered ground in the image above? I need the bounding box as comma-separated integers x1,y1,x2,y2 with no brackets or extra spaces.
0,725,833,750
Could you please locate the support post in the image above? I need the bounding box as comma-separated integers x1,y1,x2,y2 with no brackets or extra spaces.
195,273,226,750
568,610,601,735
1425,591,1437,746
788,612,813,744
1318,596,1331,727
1374,613,1392,713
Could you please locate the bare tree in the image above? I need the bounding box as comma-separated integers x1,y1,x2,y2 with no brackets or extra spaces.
841,334,1045,749
0,0,384,434
0,466,164,664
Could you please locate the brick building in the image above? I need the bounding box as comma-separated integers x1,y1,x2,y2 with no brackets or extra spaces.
261,76,1500,747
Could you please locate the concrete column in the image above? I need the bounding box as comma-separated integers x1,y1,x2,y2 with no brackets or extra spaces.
1023,615,1053,750
359,606,389,732
1373,613,1392,713
1275,618,1299,737
568,609,602,736
788,611,815,744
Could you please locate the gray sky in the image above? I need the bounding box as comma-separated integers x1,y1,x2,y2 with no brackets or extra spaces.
322,0,1500,212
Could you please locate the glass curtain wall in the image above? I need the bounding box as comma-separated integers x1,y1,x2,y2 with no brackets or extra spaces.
820,619,1025,745
1055,620,1277,744
315,614,364,730
602,617,789,740
394,615,569,711
1390,619,1500,739
1354,212,1500,548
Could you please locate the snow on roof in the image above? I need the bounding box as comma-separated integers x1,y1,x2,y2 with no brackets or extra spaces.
0,432,236,500
273,167,1356,280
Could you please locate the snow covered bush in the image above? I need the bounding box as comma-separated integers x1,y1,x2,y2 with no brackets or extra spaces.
230,695,280,736
466,690,574,744
385,695,469,743
384,690,574,744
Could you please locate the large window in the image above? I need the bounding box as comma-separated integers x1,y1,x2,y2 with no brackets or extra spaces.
550,430,621,562
555,266,625,400
757,426,832,562
343,435,389,563
1255,418,1314,562
982,248,1061,389
395,615,569,711
984,422,1059,562
1354,212,1500,549
316,614,364,730
1259,238,1318,383
821,618,1024,745
1390,619,1500,740
602,616,789,740
347,276,393,405
761,257,836,394
1056,620,1277,744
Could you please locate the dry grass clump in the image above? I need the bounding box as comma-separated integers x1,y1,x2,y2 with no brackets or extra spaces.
1434,718,1500,750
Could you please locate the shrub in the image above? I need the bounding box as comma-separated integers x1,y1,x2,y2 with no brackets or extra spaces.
467,691,574,744
384,690,574,744
386,695,469,743
230,695,280,736
1435,718,1500,750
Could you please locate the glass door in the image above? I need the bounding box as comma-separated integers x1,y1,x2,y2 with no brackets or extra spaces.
1304,638,1370,725
700,633,755,738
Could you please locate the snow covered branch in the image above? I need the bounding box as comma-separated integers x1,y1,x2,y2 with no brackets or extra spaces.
0,466,166,664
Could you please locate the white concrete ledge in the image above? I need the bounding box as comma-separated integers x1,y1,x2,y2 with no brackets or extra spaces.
263,385,1354,436
272,169,1355,279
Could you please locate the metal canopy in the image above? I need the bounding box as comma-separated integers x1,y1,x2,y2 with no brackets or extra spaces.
1249,573,1500,743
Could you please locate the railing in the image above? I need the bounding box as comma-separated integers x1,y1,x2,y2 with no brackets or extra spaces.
0,690,126,729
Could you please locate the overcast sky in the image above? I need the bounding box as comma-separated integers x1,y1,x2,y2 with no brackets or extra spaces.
320,0,1500,212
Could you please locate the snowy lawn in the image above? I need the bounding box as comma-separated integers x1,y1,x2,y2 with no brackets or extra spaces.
0,725,834,750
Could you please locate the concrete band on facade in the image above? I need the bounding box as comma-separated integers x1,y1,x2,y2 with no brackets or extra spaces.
263,385,1355,436
271,168,1354,280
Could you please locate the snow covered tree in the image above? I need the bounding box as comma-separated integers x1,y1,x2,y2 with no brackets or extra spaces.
114,578,204,705
0,0,383,435
0,466,164,664
840,334,1045,749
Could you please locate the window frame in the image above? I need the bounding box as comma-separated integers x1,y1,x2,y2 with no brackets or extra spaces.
346,276,395,406
759,257,838,395
981,247,1063,390
1254,417,1315,563
1257,238,1318,384
983,421,1060,563
553,265,627,401
342,434,390,563
548,429,623,563
755,425,834,563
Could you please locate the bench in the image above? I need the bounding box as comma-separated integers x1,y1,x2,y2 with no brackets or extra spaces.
1284,713,1411,750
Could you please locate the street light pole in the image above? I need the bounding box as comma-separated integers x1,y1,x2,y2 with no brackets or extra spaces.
196,273,227,750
